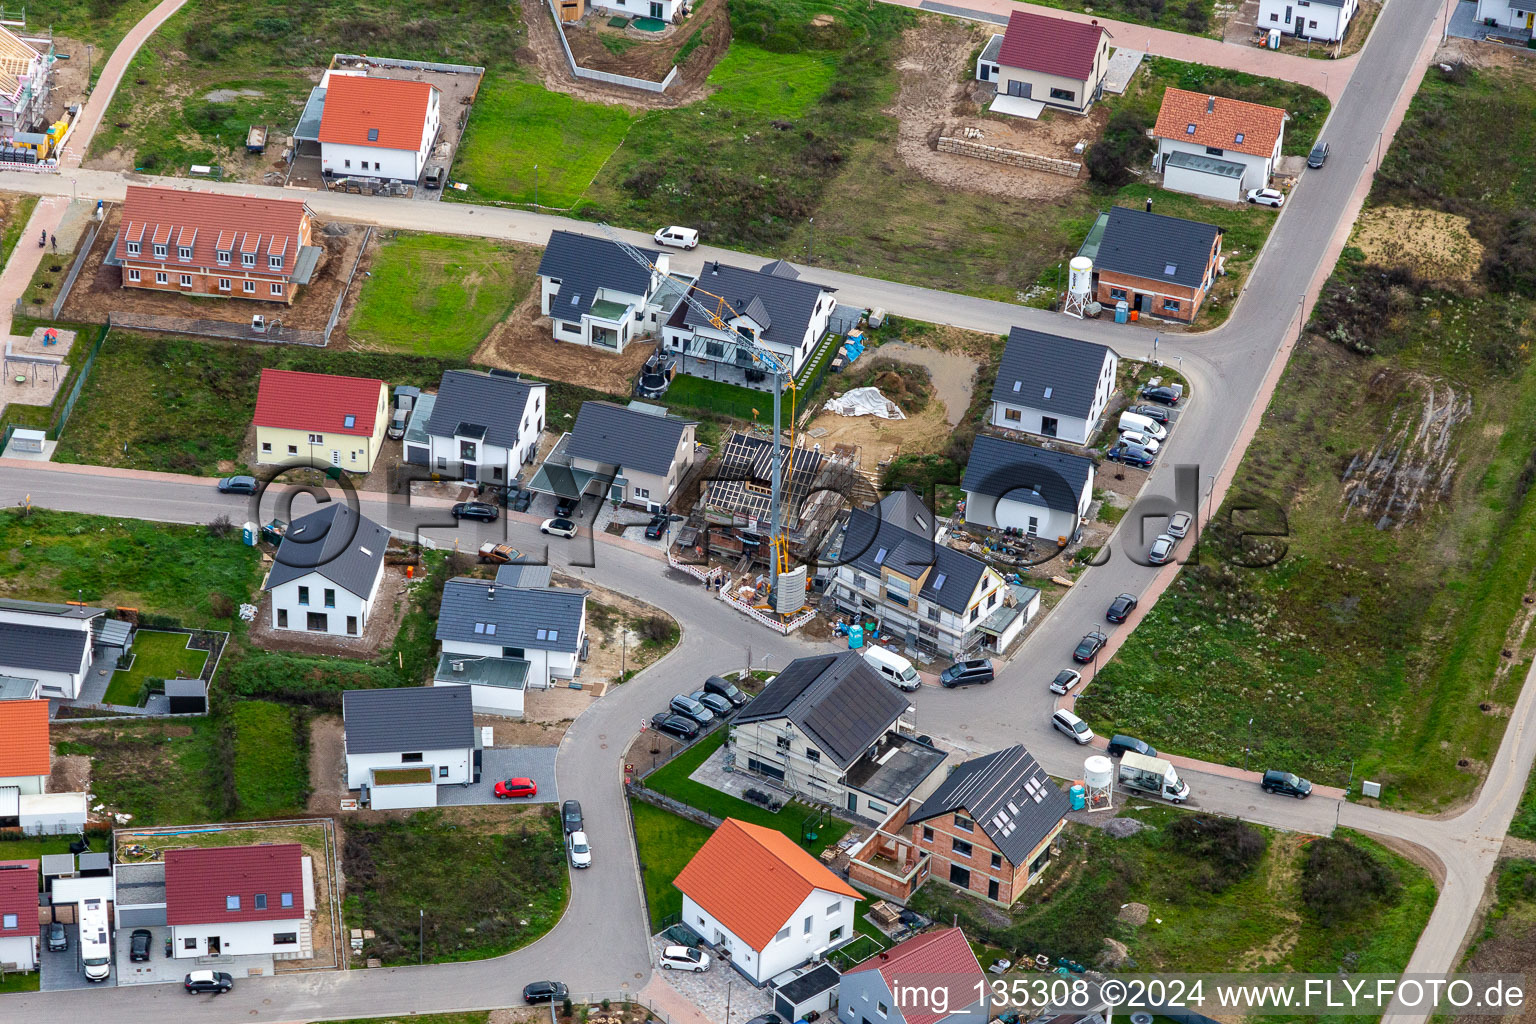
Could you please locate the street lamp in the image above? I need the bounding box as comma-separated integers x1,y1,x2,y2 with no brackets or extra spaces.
808,217,815,263
1205,473,1216,529
418,907,424,964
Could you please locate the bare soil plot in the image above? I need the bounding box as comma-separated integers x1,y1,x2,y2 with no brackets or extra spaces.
1352,206,1484,282
307,714,346,813
475,289,652,394
562,0,732,87
246,564,415,657
804,395,952,470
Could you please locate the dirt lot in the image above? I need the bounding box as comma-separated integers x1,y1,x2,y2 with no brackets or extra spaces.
246,563,419,656
891,18,1097,201
563,0,732,87
1352,206,1484,282
475,288,653,394
805,393,952,470
46,36,90,125
58,208,370,331
871,340,979,427
518,0,729,109
308,714,346,813
572,571,679,682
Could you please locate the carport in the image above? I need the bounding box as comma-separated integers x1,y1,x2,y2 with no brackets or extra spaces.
43,875,116,991
527,433,599,501
438,746,558,806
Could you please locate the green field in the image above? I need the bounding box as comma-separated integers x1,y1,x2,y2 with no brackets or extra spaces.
630,797,714,929
102,629,209,706
0,508,260,627
1080,65,1536,809
26,0,163,53
1460,858,1536,978
230,701,308,817
349,233,538,358
662,372,776,422
1512,770,1536,841
704,43,841,116
0,194,38,273
1021,0,1218,35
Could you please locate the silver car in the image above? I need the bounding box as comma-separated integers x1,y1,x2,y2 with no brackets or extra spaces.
1148,533,1177,565
669,693,714,724
1167,511,1193,538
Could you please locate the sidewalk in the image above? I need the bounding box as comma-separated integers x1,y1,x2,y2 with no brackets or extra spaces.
884,0,1354,98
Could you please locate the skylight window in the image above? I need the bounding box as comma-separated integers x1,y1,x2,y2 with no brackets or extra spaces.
1012,380,1022,393
874,548,887,565
1043,386,1053,399
1164,264,1177,276
933,573,947,591
549,629,559,641
367,128,379,141
536,628,548,640
1186,123,1196,134
1235,132,1245,143
474,623,486,634
485,623,496,635
344,414,356,428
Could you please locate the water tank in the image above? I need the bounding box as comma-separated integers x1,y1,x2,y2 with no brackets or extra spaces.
1083,755,1114,789
1068,256,1093,298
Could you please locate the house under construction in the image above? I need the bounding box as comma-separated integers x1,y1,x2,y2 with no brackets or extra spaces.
0,21,52,135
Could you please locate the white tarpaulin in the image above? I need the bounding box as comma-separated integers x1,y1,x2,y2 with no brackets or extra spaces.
823,387,906,420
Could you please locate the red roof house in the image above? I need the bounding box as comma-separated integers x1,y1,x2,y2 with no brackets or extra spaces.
318,75,442,184
252,368,390,472
842,928,987,1024
0,699,50,782
977,11,1112,115
164,844,310,961
114,185,317,305
0,859,40,970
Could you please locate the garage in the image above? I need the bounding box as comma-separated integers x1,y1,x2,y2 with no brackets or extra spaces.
1161,150,1247,203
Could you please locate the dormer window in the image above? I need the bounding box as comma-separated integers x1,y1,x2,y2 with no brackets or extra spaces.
178,245,191,261
153,243,167,258
217,249,231,265
126,241,140,256
242,252,256,267
269,254,283,270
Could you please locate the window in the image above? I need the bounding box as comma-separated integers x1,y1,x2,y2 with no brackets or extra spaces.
153,243,167,258
261,442,272,453
126,241,140,255
1204,146,1225,156
775,926,791,942
218,278,231,291
922,826,934,842
178,246,191,261
271,283,284,296
634,486,650,499
1308,18,1317,26
803,915,813,935
402,752,424,763
309,433,324,444
988,592,998,608
1,913,15,928
242,252,256,267
344,414,356,428
287,444,298,455
180,274,193,287
1041,415,1059,438
927,606,940,622
128,269,141,282
217,250,231,265
952,837,973,857
829,926,844,942
503,646,525,659
877,1003,889,1018
273,932,298,945
280,892,294,908
374,162,380,171
826,901,842,916
1235,132,1245,144
439,766,449,778
255,893,267,910
991,853,1003,870
243,281,256,293
277,609,288,628
344,159,351,169
298,586,309,606
366,128,379,142
154,271,168,284
269,254,283,270
954,814,973,832
1269,11,1278,18
805,748,820,763
1109,287,1128,301
226,895,241,911
1048,87,1075,101
1003,408,1021,422
324,589,336,608
1185,123,1196,135
1162,298,1182,313
868,800,887,814
777,734,791,751
970,606,980,622
184,937,197,950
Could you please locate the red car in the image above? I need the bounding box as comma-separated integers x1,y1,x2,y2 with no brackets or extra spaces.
494,777,538,799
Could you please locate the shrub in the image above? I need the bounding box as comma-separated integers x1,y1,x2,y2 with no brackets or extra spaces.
1482,210,1536,297
1165,815,1266,891
1087,110,1154,187
208,593,235,620
1182,0,1208,31
1301,838,1399,926
207,514,234,538
640,614,676,644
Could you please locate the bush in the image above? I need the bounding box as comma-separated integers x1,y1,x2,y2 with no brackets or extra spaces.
639,614,676,644
1301,838,1399,926
1482,209,1536,297
1182,0,1208,31
208,593,235,621
1165,816,1266,891
1087,110,1154,187
207,514,234,539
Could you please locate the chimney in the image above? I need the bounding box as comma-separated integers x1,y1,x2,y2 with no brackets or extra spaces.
1207,95,1215,113
487,586,496,601
709,261,720,275
1145,197,1153,213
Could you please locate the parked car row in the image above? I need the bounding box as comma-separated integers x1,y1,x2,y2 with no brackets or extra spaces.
651,675,750,740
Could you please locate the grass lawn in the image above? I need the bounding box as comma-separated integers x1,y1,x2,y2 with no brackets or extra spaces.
0,508,261,628
1021,0,1219,36
1512,770,1536,841
315,1016,489,1024
1078,64,1536,810
348,233,538,358
229,700,308,817
912,808,1435,976
631,797,714,929
1460,858,1536,974
1,193,38,273
640,730,854,854
704,43,842,116
86,0,523,173
0,971,39,994
663,372,777,423
102,629,208,707
24,0,163,52
343,808,567,965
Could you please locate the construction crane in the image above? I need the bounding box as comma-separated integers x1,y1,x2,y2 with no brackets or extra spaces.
597,224,801,594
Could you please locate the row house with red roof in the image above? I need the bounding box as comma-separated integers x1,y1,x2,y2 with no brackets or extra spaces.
840,928,988,1024
113,185,320,305
975,11,1111,115
0,859,40,972
254,368,390,473
318,73,441,185
164,844,313,961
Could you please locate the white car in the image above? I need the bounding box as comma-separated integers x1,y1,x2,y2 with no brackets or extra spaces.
541,517,579,538
1118,430,1160,454
1051,708,1095,745
568,830,592,869
1167,511,1193,538
658,945,711,972
654,225,699,249
1246,187,1284,208
1049,669,1082,695
1148,533,1177,565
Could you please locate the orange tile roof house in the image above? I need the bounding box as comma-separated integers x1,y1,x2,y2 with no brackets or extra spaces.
674,818,860,983
112,185,319,305
253,368,390,473
318,73,442,185
0,699,50,794
840,928,989,1024
1153,88,1288,201
974,11,1112,115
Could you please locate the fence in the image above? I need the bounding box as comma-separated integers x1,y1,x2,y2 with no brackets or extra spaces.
937,135,1081,177
325,225,372,340
720,584,818,634
544,0,679,93
12,207,109,322
332,53,485,76
108,311,327,346
47,321,108,439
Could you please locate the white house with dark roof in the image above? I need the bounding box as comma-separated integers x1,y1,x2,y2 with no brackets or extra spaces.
0,599,119,700
262,505,388,638
990,327,1117,445
663,259,835,381
343,686,478,809
1258,0,1359,43
962,434,1095,546
536,231,689,352
405,369,548,486
529,400,698,512
434,574,588,716
730,651,946,820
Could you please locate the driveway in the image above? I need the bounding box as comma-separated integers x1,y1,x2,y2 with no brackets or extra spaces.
438,747,559,806
39,923,99,991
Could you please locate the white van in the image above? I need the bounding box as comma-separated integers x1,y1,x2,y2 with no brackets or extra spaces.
863,647,921,691
1051,708,1095,745
654,225,699,249
1118,410,1167,440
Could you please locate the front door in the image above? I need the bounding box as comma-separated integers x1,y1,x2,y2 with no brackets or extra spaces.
207,936,220,956
347,615,358,635
988,879,1001,900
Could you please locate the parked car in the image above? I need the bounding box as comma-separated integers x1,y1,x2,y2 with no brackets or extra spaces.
650,712,699,740
1119,430,1161,454
1107,734,1157,758
1148,533,1177,565
1051,708,1095,745
542,517,579,538
45,921,66,952
130,928,152,962
1307,141,1330,168
703,674,748,707
1246,187,1285,208
567,830,592,869
1139,385,1182,406
669,693,715,724
423,164,445,189
1167,511,1193,539
1072,631,1108,664
184,970,234,994
494,777,538,799
654,226,700,249
451,501,499,522
1262,769,1313,798
658,945,711,972
939,659,994,688
523,981,569,1005
555,496,580,517
742,1016,786,1024
1129,403,1171,425
1049,668,1082,695
1106,593,1138,624
644,514,669,540
1107,443,1154,468
562,799,583,834
216,475,257,495
691,689,733,717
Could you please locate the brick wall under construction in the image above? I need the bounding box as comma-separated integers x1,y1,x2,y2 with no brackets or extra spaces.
937,136,1082,178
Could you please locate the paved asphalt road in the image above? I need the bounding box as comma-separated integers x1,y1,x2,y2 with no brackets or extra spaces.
5,0,1533,1020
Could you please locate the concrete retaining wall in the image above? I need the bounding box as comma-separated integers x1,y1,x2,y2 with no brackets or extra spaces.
937,136,1081,177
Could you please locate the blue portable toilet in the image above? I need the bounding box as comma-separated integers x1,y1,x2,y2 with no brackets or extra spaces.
241,521,258,546
847,624,865,649
1114,300,1129,324
1069,784,1087,811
